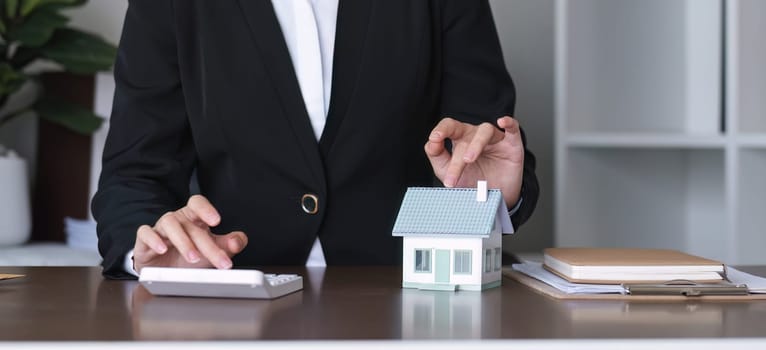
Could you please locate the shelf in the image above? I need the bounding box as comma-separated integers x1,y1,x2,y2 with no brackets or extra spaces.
559,0,722,135
735,149,766,264
557,148,727,261
735,135,766,149
729,0,766,133
556,0,766,265
566,134,726,149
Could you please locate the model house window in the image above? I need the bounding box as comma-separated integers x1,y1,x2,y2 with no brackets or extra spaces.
485,249,492,273
454,250,472,274
495,248,502,271
414,249,431,273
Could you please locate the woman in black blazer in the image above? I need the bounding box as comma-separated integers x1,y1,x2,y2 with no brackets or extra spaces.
93,0,539,279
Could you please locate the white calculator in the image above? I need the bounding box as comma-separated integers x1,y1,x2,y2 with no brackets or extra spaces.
139,267,303,299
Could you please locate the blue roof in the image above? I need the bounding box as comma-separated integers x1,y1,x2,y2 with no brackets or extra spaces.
391,187,504,237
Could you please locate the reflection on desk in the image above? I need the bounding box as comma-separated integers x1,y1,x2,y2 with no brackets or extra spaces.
131,285,303,340
562,302,724,336
129,267,328,340
130,267,505,340
401,288,501,339
555,300,766,338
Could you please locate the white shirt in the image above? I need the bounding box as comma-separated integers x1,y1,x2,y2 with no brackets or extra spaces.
271,0,338,140
124,0,338,275
271,0,338,267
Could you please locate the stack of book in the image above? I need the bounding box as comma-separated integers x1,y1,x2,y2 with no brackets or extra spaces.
543,248,725,284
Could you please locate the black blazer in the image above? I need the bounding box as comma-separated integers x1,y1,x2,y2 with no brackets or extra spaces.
93,0,540,279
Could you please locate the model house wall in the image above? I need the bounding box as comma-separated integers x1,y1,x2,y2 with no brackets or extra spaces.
401,216,503,291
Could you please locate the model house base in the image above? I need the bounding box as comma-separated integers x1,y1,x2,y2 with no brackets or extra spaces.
402,280,502,291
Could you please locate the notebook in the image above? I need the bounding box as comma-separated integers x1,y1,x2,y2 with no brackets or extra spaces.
543,248,724,284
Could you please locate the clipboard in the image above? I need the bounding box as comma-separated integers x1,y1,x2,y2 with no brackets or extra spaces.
502,267,766,301
0,274,24,281
623,280,749,296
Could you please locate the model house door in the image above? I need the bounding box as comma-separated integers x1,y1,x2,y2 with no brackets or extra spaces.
435,249,450,284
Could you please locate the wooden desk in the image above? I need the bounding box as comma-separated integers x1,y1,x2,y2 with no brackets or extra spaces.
1,266,765,341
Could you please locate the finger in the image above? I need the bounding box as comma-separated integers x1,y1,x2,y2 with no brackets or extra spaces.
443,145,468,188
424,139,450,175
181,218,233,269
498,116,525,163
183,195,221,227
214,231,249,256
462,123,503,163
155,213,201,264
136,225,168,255
428,117,466,142
497,116,524,147
498,116,521,139
429,118,475,187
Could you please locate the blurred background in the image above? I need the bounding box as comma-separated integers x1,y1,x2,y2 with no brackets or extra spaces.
0,0,763,266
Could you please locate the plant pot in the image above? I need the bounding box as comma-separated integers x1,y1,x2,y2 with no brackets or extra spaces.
31,73,95,242
0,154,31,246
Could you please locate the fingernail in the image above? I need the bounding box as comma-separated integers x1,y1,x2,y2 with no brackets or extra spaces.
220,258,233,269
156,244,167,254
444,177,455,188
188,251,200,263
207,213,220,223
429,132,440,140
232,237,243,249
463,152,474,162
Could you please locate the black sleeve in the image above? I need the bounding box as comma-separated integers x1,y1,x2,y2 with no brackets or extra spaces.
439,0,539,228
92,0,195,279
513,129,539,229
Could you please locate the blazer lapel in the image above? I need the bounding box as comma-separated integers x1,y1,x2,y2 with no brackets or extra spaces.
319,0,374,157
236,0,327,190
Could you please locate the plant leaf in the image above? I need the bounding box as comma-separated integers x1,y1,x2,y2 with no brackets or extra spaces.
7,9,68,47
10,46,39,68
5,0,18,18
20,0,84,17
39,28,116,74
0,17,6,34
0,62,26,96
35,96,103,134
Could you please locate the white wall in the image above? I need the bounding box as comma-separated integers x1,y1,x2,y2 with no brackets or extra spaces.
490,0,556,253
64,0,128,45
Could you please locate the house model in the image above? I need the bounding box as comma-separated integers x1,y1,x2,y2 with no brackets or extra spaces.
392,182,514,291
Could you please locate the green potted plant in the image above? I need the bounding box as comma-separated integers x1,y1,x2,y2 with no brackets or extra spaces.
0,0,116,245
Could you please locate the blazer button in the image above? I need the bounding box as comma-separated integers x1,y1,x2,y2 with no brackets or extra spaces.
301,194,319,215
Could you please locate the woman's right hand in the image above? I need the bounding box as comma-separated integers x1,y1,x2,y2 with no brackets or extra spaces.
132,195,248,273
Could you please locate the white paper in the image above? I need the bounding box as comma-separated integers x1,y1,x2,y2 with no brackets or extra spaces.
725,266,766,293
511,262,626,294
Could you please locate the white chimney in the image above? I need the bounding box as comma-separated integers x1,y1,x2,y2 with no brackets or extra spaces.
476,181,487,202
